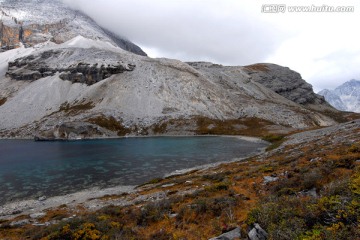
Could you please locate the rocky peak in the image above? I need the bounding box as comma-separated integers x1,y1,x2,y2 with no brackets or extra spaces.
244,63,326,105
334,79,360,96
0,0,146,55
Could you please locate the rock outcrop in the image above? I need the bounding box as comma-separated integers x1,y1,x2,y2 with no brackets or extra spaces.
248,223,268,240
6,48,136,84
209,227,241,240
35,122,111,141
244,63,325,105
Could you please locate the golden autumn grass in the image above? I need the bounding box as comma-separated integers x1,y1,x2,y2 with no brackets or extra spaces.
243,64,270,72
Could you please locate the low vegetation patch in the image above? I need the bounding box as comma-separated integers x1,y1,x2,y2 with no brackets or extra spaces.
320,110,355,123
152,122,168,134
195,116,275,136
243,63,270,72
0,97,7,106
262,134,285,151
143,177,163,186
59,101,95,115
87,115,131,136
246,142,360,240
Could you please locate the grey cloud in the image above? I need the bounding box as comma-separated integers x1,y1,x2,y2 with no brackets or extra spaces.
312,50,360,91
62,0,288,65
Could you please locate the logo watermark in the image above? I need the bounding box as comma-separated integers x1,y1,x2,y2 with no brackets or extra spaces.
262,4,354,13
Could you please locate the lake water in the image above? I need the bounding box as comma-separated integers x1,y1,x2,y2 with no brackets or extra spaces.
0,137,267,204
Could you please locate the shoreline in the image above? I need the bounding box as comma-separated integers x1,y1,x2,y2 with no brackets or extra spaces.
0,185,136,220
0,134,268,142
164,144,267,178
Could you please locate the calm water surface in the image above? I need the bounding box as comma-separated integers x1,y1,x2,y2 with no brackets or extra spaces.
0,137,267,204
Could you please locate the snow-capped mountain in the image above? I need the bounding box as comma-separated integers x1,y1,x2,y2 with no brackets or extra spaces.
318,80,360,113
0,0,146,55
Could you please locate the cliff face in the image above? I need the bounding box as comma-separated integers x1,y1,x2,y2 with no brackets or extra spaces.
0,21,67,50
0,21,20,50
0,0,146,55
6,47,136,84
244,63,326,105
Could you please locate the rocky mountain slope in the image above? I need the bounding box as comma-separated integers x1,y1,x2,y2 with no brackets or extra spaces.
0,36,341,139
0,0,348,139
0,0,146,55
318,79,360,113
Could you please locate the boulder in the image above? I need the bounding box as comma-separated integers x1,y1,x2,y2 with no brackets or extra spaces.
209,227,241,240
30,212,46,219
10,219,30,227
248,223,268,240
263,176,279,184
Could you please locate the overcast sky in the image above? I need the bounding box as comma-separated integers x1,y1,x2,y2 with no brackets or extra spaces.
62,0,360,92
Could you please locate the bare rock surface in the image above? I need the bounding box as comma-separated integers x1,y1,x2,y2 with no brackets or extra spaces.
0,185,135,220
244,63,326,105
209,227,241,240
248,223,268,240
283,119,360,147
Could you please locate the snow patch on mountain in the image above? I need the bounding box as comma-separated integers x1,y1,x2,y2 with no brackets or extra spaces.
62,35,126,53
318,79,360,113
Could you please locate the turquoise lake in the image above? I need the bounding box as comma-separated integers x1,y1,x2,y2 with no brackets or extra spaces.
0,137,267,204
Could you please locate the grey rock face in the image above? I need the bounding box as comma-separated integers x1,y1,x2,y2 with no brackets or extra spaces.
248,223,268,240
245,63,325,105
101,27,147,56
9,219,30,227
35,122,111,140
6,48,136,85
209,227,241,240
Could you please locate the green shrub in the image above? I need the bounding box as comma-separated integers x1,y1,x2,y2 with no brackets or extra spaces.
204,181,230,192
247,168,360,240
262,134,284,143
202,172,230,182
0,97,6,106
137,200,172,226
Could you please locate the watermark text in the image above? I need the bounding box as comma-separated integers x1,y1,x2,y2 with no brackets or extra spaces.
261,4,354,13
